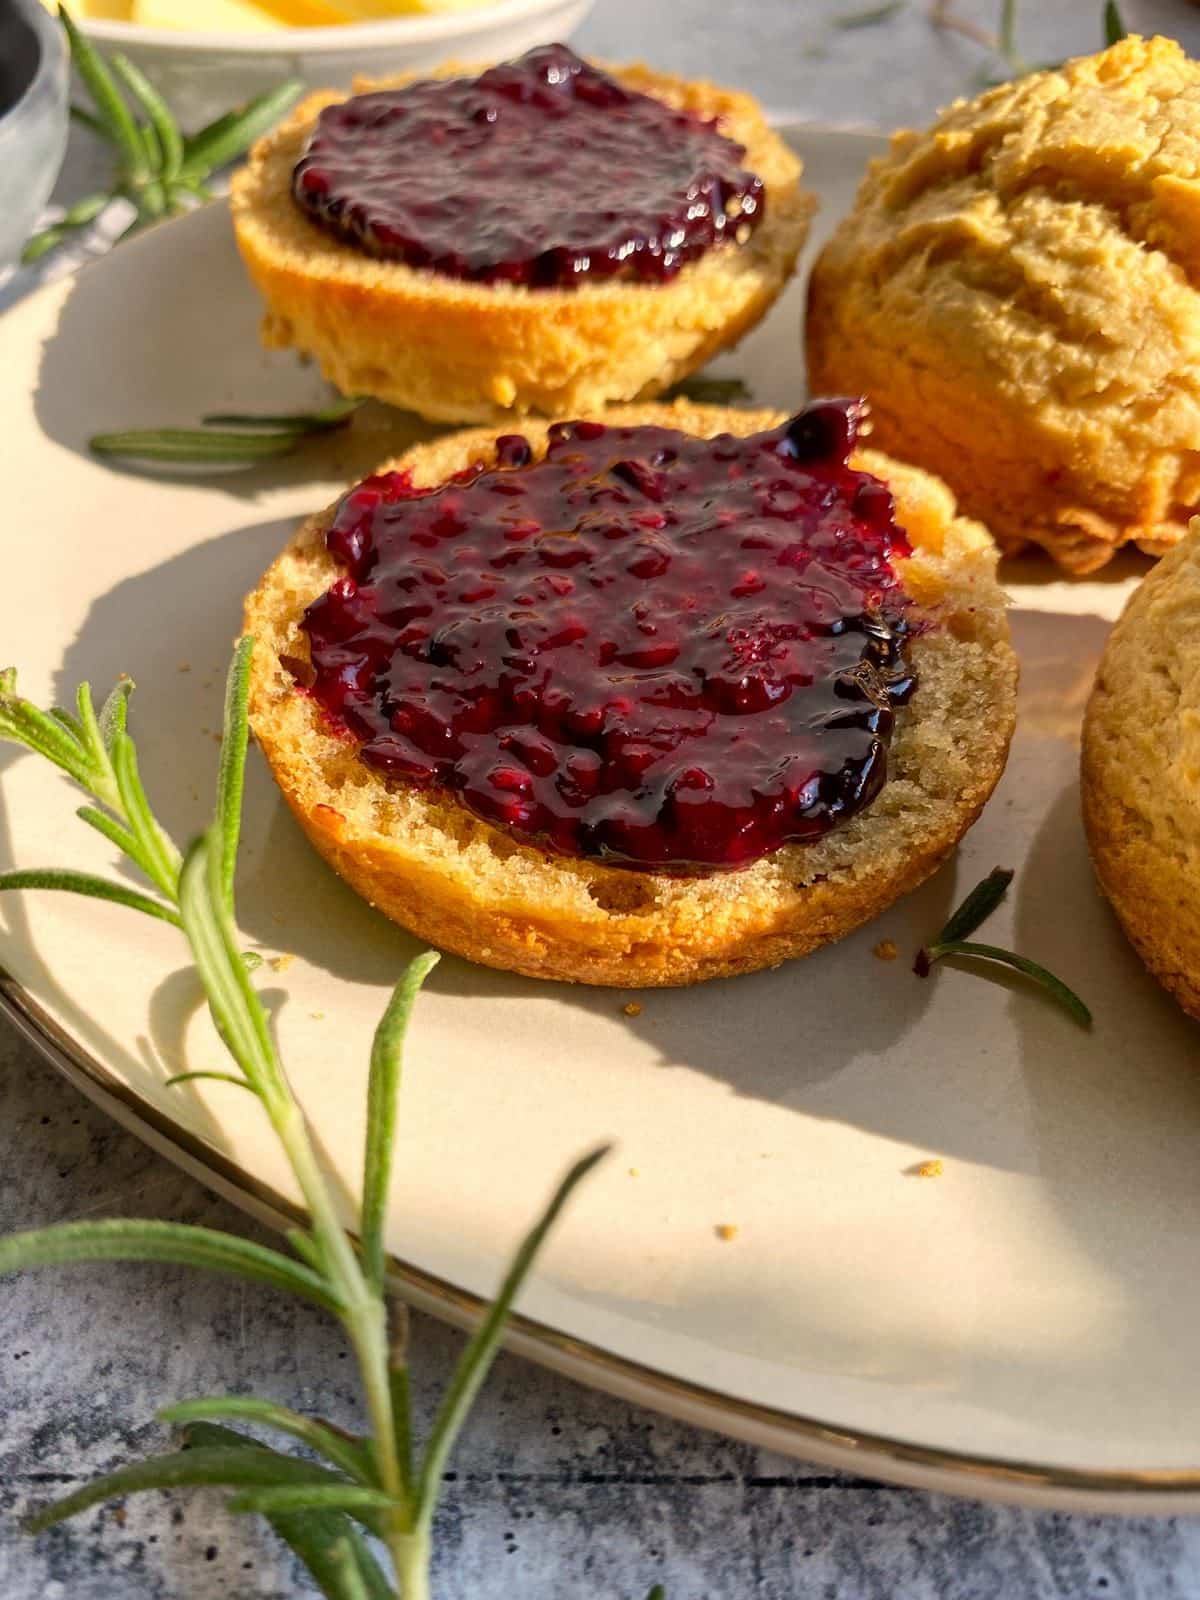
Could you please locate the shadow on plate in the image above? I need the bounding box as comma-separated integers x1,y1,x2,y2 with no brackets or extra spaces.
42,524,1169,1179
31,203,436,490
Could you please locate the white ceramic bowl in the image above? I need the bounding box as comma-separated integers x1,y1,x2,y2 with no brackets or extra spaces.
81,0,594,130
0,0,68,267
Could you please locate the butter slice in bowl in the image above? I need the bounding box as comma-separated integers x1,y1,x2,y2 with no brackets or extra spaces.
51,0,496,27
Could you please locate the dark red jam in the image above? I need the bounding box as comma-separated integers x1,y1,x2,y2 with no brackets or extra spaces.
300,400,917,874
291,43,764,287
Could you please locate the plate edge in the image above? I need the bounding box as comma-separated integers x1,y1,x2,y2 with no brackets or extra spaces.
5,968,1200,1515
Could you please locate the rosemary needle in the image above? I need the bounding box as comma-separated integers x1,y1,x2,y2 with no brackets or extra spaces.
89,400,364,467
915,867,1092,1027
22,8,300,266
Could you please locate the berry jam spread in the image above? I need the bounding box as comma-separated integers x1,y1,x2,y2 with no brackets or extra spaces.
300,400,917,874
291,44,764,287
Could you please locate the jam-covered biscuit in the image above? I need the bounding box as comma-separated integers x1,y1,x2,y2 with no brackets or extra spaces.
243,402,1017,986
232,53,812,424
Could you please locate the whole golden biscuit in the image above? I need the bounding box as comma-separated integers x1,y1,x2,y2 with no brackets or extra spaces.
808,36,1200,574
1083,520,1200,1015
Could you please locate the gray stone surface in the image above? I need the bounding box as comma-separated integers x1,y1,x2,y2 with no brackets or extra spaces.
6,2,1200,1595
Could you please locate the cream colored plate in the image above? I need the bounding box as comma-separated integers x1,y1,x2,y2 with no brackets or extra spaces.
2,127,1198,1513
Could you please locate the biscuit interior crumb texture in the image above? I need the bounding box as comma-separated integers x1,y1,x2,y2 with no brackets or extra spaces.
243,401,1018,988
1083,521,1200,1017
808,36,1200,573
231,63,813,424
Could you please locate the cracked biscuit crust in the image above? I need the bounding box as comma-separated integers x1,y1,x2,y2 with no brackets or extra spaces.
1083,521,1200,1015
244,401,1017,988
807,36,1200,574
231,63,813,425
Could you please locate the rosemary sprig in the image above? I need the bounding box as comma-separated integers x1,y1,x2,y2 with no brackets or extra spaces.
22,7,301,265
667,375,752,406
915,866,1092,1027
90,398,364,467
0,643,614,1599
933,0,1128,85
834,2,903,28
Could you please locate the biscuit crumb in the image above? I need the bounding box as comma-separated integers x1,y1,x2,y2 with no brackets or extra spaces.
622,1000,643,1017
310,1011,325,1020
908,1159,944,1179
628,1167,639,1178
269,953,295,973
873,939,899,961
715,1223,738,1242
177,662,191,673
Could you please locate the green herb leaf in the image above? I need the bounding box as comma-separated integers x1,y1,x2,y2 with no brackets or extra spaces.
918,940,1093,1027
667,375,751,405
834,2,902,27
110,52,184,185
286,1227,326,1272
646,1588,667,1600
414,1146,609,1530
178,832,286,1106
0,868,181,927
89,428,311,465
97,678,132,751
21,226,69,265
388,1355,416,1505
162,1070,255,1093
201,398,363,431
226,1483,398,1517
57,6,148,181
1104,0,1126,45
70,101,112,141
25,1443,357,1534
76,803,140,862
0,1219,341,1313
937,866,1013,944
111,730,181,896
161,1398,374,1485
0,682,94,784
362,951,441,1294
184,1424,395,1600
215,636,254,911
180,79,302,179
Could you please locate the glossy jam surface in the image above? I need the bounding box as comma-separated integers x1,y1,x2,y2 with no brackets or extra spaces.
301,401,917,873
291,43,764,287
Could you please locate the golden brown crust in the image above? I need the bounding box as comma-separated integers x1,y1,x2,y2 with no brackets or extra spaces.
806,36,1200,575
1082,520,1200,1016
231,62,813,425
244,400,1018,986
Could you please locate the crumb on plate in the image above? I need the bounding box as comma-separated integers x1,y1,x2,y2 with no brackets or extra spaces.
622,1001,643,1017
907,1158,944,1179
715,1223,738,1242
873,939,899,961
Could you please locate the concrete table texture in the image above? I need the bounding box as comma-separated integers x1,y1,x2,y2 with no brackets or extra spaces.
5,2,1200,1595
